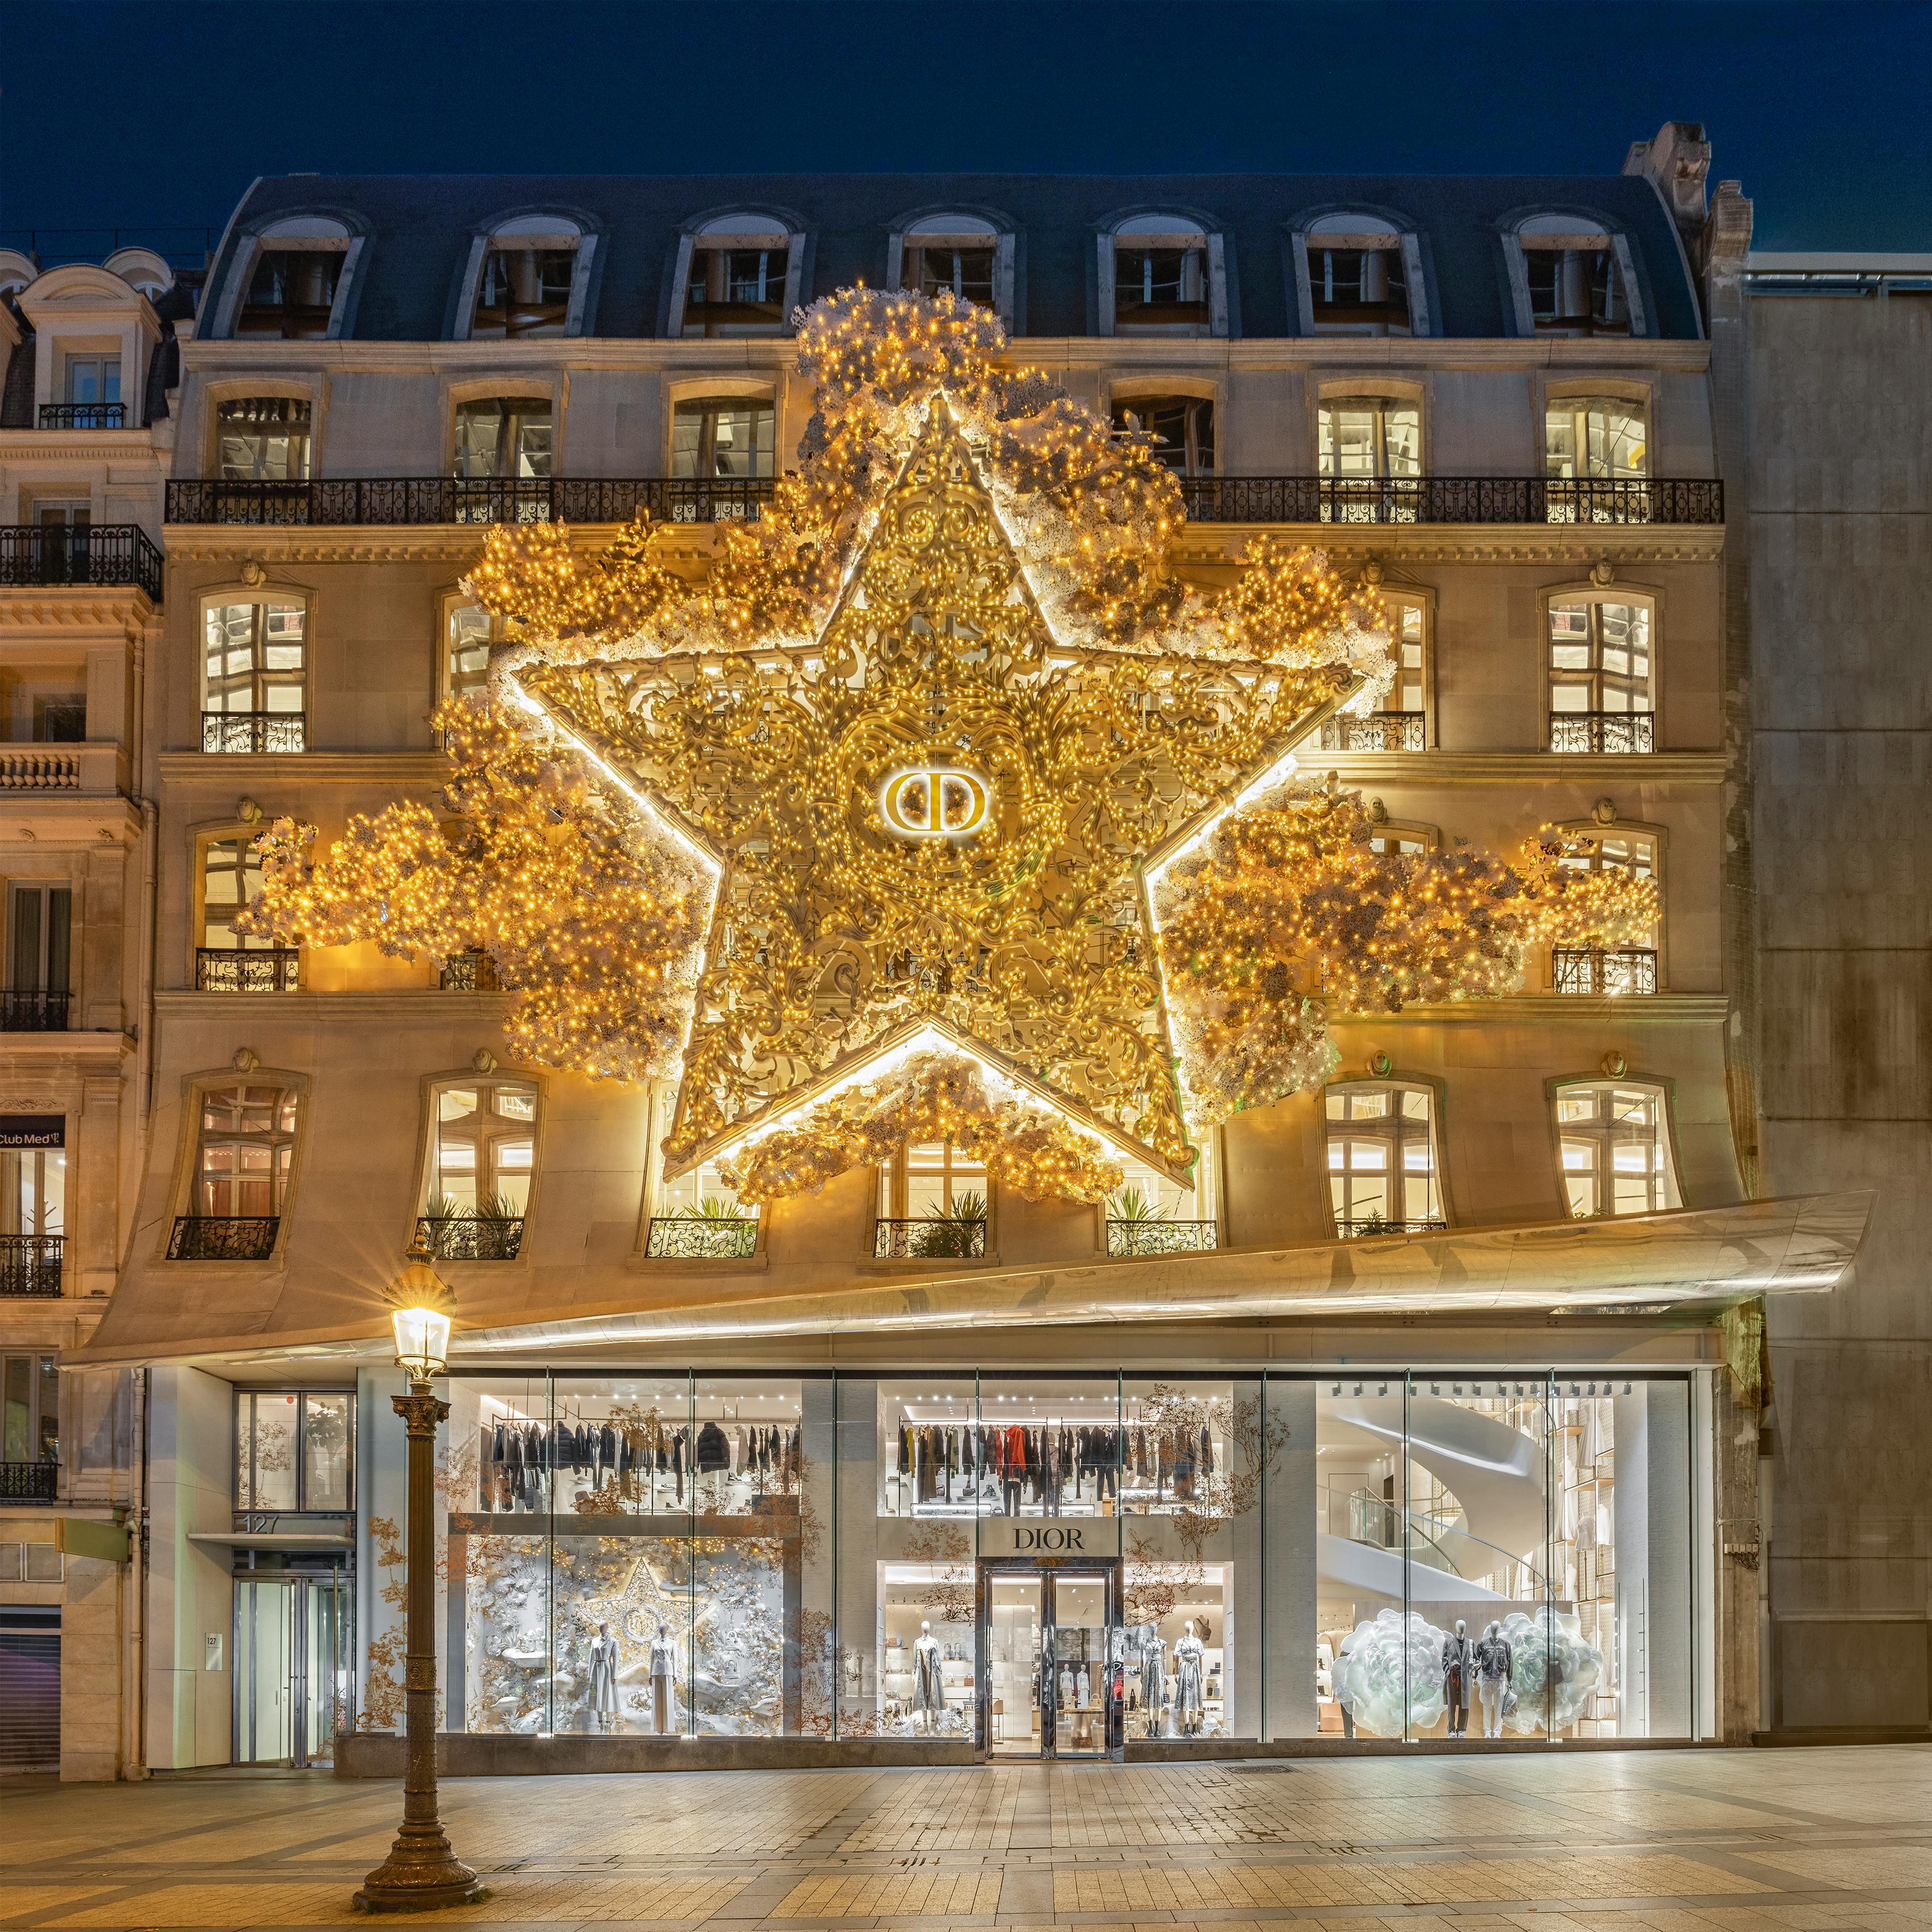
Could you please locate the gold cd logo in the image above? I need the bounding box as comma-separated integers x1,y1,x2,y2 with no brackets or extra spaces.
879,766,994,839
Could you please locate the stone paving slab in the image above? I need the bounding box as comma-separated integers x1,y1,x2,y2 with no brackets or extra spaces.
0,1748,1930,1930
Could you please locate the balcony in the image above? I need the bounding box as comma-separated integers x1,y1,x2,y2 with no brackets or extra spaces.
0,991,69,1031
1550,711,1655,755
39,402,125,430
165,477,778,527
1336,1217,1448,1239
0,1236,63,1296
645,1215,759,1261
0,525,164,599
875,1217,987,1260
417,1214,525,1262
167,1215,279,1261
1174,477,1722,526
1319,711,1425,753
196,947,298,993
1552,947,1658,996
202,711,305,755
1105,1219,1218,1257
0,1461,58,1503
439,949,501,992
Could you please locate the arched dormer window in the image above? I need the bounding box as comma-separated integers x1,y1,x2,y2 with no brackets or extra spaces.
0,250,34,301
456,213,598,340
888,213,1014,327
216,215,364,342
105,248,174,302
1505,214,1647,339
1102,213,1225,338
673,213,804,339
1292,212,1428,338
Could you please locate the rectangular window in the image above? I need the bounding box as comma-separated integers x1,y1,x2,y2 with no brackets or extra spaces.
216,398,312,482
670,401,776,480
1546,400,1647,480
9,886,70,994
1385,600,1425,714
202,838,272,950
1115,246,1208,329
63,356,121,407
203,600,306,751
471,247,574,338
235,1389,354,1514
1319,401,1421,479
682,247,787,336
1110,396,1214,477
908,245,995,306
237,250,341,339
2,1352,60,1466
446,603,494,703
1557,1083,1675,1217
877,1141,988,1259
1525,244,1630,335
1311,245,1409,331
195,1084,298,1218
1325,1084,1443,1234
0,1146,65,1238
1549,599,1652,718
427,1080,537,1218
452,399,552,480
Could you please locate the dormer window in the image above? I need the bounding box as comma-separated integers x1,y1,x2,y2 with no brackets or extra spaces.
1110,216,1213,334
1296,215,1425,337
465,216,589,339
901,215,997,306
63,354,122,416
231,218,356,341
680,216,797,338
1511,216,1642,338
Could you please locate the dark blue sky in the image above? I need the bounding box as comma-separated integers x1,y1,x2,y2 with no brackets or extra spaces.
5,1,1929,255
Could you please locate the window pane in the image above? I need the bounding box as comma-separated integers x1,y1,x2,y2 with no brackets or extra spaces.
302,1393,352,1511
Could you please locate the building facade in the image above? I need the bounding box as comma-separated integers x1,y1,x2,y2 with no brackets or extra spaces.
2,133,1893,1776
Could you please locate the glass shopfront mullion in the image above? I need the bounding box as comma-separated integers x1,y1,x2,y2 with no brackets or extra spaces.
1402,1371,1414,1743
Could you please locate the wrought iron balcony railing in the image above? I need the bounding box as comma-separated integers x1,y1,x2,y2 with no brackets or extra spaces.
645,1215,759,1260
39,402,126,430
0,1461,58,1502
1335,1217,1449,1239
0,1236,63,1296
165,476,777,527
1552,947,1659,995
438,949,501,991
0,524,163,598
417,1214,526,1261
1173,476,1722,526
196,947,299,993
1105,1219,1219,1256
875,1216,988,1260
202,711,306,755
0,991,69,1031
1549,711,1656,754
168,1215,280,1260
1319,711,1426,753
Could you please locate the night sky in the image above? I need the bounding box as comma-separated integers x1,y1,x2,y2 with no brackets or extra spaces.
4,1,1929,257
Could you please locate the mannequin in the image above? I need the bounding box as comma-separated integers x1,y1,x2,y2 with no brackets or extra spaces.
1075,1663,1090,1711
1142,1629,1165,1726
648,1618,678,1735
1474,1620,1513,1739
912,1619,944,1732
1442,1618,1474,1739
587,1622,619,1733
1173,1620,1206,1737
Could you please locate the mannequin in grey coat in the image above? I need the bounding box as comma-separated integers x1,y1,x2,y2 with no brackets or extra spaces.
587,1622,619,1731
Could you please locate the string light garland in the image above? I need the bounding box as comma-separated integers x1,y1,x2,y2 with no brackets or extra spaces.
246,286,1654,1211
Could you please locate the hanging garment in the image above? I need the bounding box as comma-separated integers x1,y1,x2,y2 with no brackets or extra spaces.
695,1419,730,1474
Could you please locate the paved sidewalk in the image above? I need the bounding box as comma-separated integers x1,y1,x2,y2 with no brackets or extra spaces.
2,1748,1930,1930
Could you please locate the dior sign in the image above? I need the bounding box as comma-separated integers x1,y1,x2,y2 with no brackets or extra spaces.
977,1515,1120,1560
877,766,994,840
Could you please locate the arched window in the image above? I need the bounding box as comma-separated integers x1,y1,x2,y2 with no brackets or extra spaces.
236,218,353,340
1509,215,1644,338
216,397,311,481
1317,394,1422,525
1553,1080,1678,1217
421,1077,536,1259
169,1081,300,1257
901,214,997,306
1546,396,1647,480
452,396,551,480
671,397,775,480
1550,830,1659,995
1548,592,1654,753
1324,1082,1445,1236
468,215,585,339
197,835,297,991
105,248,173,302
0,250,34,301
202,594,307,754
1299,214,1418,335
678,214,796,338
1109,215,1214,335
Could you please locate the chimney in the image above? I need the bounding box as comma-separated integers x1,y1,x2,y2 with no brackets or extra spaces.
1624,122,1713,245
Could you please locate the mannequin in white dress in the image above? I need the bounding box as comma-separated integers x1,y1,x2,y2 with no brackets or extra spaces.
1173,1620,1207,1737
648,1618,678,1734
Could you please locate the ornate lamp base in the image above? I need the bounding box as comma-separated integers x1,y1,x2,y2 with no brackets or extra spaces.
353,1829,485,1913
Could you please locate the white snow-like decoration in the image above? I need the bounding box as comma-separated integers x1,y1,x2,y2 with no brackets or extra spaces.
1334,1606,1448,1737
1500,1604,1603,1734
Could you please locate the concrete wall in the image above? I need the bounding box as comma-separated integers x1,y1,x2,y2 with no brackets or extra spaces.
1747,288,1932,1733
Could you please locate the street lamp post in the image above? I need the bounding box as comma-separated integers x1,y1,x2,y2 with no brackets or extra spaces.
354,1237,484,1913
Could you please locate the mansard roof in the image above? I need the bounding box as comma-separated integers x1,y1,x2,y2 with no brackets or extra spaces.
208,170,1703,342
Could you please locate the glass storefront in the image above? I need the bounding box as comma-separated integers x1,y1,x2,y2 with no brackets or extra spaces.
406,1366,1697,1753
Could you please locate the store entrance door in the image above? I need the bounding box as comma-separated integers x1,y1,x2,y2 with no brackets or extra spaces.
233,1571,350,1767
983,1566,1114,1759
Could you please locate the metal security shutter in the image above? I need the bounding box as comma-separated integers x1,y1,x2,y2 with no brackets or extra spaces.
0,1606,61,1772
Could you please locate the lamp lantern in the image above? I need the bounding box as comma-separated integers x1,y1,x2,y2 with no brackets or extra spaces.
383,1234,456,1386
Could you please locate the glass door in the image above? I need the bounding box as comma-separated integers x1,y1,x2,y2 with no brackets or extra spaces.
1049,1573,1109,1758
986,1572,1043,1757
233,1571,351,1766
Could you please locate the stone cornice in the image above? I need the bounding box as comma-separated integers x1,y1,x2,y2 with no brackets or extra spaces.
0,1030,136,1066
155,989,508,1021
159,750,448,785
0,796,143,846
0,589,158,632
1172,525,1725,565
162,529,491,565
1316,750,1726,785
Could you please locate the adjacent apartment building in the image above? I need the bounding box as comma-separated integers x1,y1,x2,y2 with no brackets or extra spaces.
0,124,1919,1778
